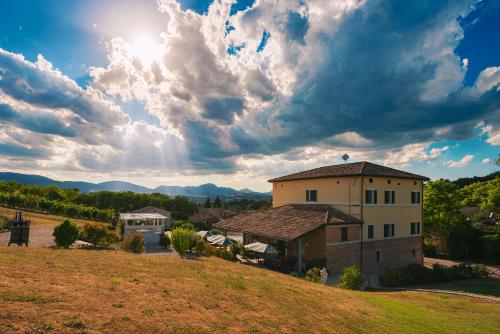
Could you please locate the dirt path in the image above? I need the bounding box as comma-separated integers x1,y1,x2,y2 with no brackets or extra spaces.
0,224,56,247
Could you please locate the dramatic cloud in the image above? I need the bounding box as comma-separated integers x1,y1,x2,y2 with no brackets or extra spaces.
447,154,474,168
1,0,499,188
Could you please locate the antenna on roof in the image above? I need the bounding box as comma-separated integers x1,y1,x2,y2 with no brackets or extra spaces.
342,153,350,164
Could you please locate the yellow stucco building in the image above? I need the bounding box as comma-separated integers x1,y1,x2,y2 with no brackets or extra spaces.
217,161,428,275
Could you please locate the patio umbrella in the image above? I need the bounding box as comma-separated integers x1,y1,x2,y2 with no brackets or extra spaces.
244,242,278,255
207,234,235,247
196,230,212,239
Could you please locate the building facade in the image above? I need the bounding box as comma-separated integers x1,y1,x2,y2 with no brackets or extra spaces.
269,161,426,274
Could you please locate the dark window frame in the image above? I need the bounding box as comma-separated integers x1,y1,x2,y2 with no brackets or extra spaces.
384,190,395,204
367,225,374,239
365,189,378,204
341,227,348,242
411,191,421,204
306,189,317,202
384,223,395,238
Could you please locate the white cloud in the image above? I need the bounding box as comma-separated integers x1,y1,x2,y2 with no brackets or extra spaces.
482,158,491,164
447,154,474,168
384,143,448,166
475,66,500,94
330,131,372,146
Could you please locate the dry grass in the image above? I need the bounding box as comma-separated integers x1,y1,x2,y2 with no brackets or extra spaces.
0,207,99,226
0,246,499,334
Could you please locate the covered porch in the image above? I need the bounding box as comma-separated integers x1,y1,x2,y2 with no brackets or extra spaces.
214,204,332,272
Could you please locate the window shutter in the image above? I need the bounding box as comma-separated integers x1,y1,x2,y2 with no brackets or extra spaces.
391,191,395,204
374,190,377,204
385,191,389,204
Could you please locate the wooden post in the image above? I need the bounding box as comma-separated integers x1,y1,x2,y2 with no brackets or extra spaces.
297,238,303,273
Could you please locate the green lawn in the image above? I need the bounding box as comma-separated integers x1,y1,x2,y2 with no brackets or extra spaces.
417,278,500,298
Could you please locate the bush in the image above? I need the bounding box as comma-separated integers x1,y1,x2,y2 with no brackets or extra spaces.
80,223,119,247
193,237,208,253
0,215,9,230
431,263,453,282
423,240,437,257
53,220,79,248
471,264,490,278
404,263,433,285
379,269,413,287
171,227,196,257
230,243,246,257
304,267,321,283
339,265,365,290
210,228,221,235
159,232,171,248
171,220,209,231
121,232,145,254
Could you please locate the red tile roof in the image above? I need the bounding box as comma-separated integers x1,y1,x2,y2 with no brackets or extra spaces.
214,204,361,241
268,161,429,182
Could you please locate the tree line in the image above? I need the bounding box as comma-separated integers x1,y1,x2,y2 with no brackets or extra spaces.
0,181,199,222
424,172,499,264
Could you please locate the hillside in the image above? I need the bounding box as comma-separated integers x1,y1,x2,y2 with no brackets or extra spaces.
0,172,271,198
0,247,499,333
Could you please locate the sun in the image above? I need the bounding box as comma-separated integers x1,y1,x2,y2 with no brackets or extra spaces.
131,35,164,67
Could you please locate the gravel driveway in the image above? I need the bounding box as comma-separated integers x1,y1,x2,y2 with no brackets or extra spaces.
0,224,55,247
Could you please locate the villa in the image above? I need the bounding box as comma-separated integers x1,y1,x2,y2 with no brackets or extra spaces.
215,161,428,275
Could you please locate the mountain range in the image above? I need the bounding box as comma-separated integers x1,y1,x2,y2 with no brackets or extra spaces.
0,172,271,198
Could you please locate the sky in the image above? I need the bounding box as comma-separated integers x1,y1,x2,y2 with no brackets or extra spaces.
0,0,499,192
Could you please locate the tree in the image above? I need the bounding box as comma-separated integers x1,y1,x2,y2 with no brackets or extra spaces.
424,180,464,257
53,220,79,248
213,196,222,208
171,227,196,257
203,197,212,208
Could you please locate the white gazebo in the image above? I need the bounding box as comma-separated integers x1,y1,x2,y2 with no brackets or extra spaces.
119,213,168,244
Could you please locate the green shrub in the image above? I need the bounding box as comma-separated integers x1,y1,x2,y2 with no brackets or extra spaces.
379,269,413,287
0,215,9,230
404,263,433,284
304,267,321,283
171,227,196,257
471,264,490,278
159,232,171,248
80,222,119,247
431,264,453,282
210,228,221,235
230,243,246,256
121,232,145,254
423,240,437,257
193,237,208,253
339,265,365,290
199,242,236,261
171,220,209,231
53,220,79,248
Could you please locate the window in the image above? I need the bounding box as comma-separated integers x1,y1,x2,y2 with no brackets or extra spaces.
306,189,317,202
367,225,374,239
411,191,421,204
376,250,382,263
384,190,395,204
341,227,348,242
365,189,377,204
384,223,395,238
412,249,416,258
411,222,421,235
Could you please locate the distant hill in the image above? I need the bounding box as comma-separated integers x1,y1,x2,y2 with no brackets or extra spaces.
0,172,271,198
452,171,499,188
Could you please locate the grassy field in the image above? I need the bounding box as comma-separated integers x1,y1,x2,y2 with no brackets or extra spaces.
0,207,100,226
0,247,499,334
418,278,500,298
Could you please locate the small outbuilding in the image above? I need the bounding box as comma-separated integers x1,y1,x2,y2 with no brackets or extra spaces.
119,213,169,244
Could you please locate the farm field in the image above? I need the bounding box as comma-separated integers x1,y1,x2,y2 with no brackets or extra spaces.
0,206,100,226
0,245,499,334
